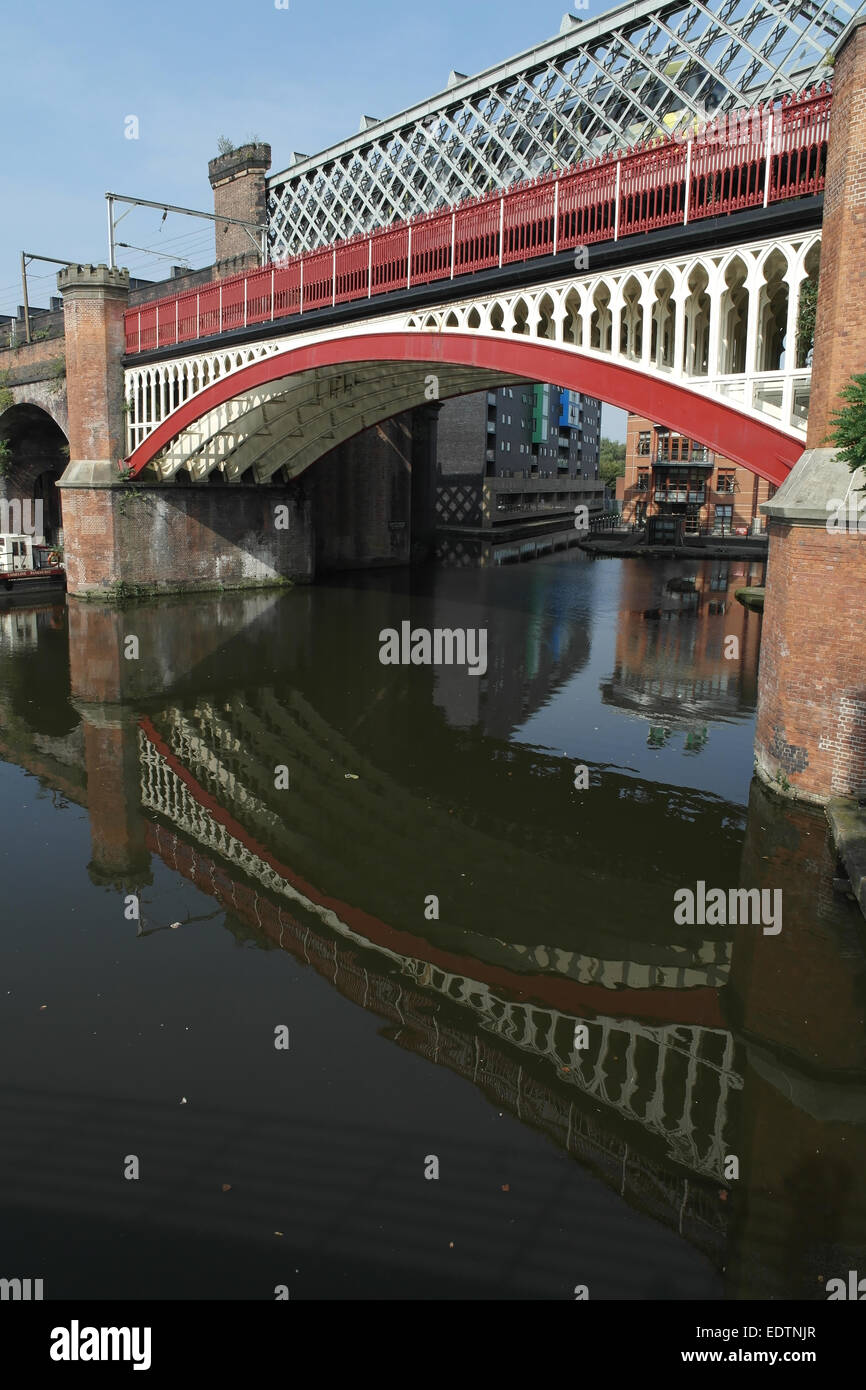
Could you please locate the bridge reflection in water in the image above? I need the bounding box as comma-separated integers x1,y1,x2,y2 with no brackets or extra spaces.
1,553,865,1299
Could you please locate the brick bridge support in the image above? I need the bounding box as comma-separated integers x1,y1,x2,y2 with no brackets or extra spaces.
307,401,442,570
55,261,437,596
66,590,291,888
754,16,866,803
56,263,314,598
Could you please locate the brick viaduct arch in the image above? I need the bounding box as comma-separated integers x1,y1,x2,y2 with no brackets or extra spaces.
0,400,68,545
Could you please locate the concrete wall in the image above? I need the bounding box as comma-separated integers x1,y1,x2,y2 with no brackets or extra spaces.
60,484,313,597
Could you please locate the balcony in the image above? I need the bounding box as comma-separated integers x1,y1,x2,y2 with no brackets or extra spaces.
481,475,605,529
653,489,706,504
652,451,714,469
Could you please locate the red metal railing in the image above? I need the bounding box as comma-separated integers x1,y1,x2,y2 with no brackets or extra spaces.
124,85,831,355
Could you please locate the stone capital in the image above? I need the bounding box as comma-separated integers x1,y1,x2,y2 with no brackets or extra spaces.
761,448,865,527
57,460,128,489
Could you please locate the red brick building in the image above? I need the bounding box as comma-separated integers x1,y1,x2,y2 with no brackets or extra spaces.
616,415,777,543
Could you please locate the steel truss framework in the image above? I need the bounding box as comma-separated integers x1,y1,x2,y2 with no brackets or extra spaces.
267,0,861,258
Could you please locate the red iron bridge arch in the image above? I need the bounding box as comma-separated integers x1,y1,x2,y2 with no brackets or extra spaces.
124,332,803,486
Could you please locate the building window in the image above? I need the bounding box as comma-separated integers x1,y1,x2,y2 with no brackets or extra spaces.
714,504,733,535
637,431,651,456
637,472,650,492
717,472,735,493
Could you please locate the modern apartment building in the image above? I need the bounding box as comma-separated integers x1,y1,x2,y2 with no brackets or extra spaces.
436,385,603,531
616,415,777,544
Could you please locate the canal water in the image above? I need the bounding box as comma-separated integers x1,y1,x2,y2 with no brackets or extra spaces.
1,544,864,1301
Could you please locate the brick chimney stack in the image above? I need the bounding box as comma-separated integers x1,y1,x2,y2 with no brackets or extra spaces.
208,142,271,269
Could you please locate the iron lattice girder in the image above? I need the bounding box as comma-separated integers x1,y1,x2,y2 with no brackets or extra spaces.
268,0,859,257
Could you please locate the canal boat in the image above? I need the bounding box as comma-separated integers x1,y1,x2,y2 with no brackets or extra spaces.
0,533,66,601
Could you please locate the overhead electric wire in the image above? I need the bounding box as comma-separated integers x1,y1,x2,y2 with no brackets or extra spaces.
1,210,231,315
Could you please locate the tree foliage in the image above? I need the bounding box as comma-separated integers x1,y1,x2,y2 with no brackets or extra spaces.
599,436,626,486
828,371,866,476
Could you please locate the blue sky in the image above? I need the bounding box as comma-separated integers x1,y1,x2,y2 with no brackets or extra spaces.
1,0,627,437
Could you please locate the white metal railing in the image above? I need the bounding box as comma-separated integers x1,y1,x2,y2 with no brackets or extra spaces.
123,231,818,480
